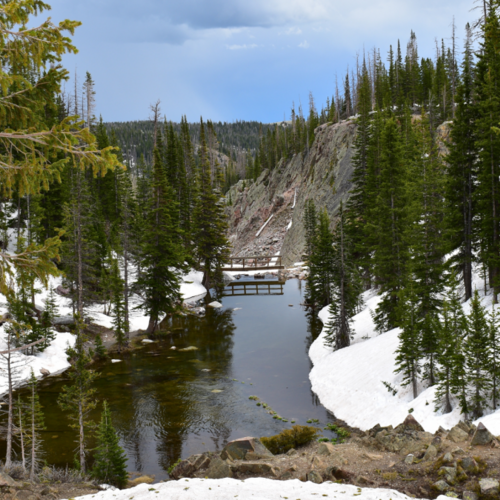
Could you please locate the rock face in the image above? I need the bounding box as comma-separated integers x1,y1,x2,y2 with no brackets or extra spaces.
225,120,358,266
220,437,273,461
471,422,495,446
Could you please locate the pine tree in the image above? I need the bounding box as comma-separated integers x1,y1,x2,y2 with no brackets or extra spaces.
192,119,231,289
487,305,500,410
110,258,127,352
92,401,128,488
94,334,107,360
395,281,421,399
58,316,98,472
446,24,477,301
325,202,362,350
464,290,491,419
136,147,186,334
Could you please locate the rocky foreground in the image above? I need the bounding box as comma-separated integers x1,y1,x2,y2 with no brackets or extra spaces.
170,415,500,500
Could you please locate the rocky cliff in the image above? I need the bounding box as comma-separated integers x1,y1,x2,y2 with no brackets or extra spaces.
225,119,358,266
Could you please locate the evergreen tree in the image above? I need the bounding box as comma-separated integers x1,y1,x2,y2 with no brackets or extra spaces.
94,335,107,360
487,305,500,409
464,290,491,419
92,401,128,488
110,258,128,352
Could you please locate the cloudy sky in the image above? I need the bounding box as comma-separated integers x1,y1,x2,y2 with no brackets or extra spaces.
46,0,475,123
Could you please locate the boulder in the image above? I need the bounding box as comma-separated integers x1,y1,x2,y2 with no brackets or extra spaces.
463,491,479,500
480,478,500,496
396,414,424,432
39,368,50,376
55,285,70,296
170,459,196,479
317,442,335,456
0,471,18,487
460,457,478,474
236,462,279,477
404,454,415,464
52,316,75,326
206,457,233,479
432,480,450,493
457,421,471,433
208,301,223,309
423,445,438,461
443,452,454,463
447,425,469,443
220,437,273,461
307,470,323,484
471,422,495,446
440,466,457,483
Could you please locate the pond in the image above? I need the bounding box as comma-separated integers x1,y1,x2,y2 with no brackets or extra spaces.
1,278,334,481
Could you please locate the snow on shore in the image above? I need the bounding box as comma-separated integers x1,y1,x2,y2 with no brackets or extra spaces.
0,270,207,394
309,270,500,434
71,477,420,500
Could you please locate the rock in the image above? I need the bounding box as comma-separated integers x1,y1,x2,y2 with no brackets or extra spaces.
170,458,195,479
206,457,234,479
457,421,470,433
0,472,18,487
443,452,454,463
327,467,354,481
307,470,323,484
447,425,469,443
471,422,495,446
398,414,425,432
39,368,50,376
432,480,451,493
451,447,465,455
363,453,383,460
192,454,211,471
423,445,438,461
404,454,415,464
280,471,293,480
317,442,335,456
432,436,442,447
463,491,479,500
286,449,297,456
460,457,478,473
445,492,459,498
440,466,457,483
208,301,223,309
312,456,325,468
13,491,40,500
357,476,375,486
236,462,279,477
480,478,500,496
55,285,70,296
52,315,75,326
221,437,273,461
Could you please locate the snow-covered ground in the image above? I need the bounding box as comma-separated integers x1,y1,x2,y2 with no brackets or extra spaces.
71,478,422,500
0,268,207,395
309,266,500,434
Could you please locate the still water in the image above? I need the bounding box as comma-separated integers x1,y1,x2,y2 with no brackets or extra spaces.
2,278,333,481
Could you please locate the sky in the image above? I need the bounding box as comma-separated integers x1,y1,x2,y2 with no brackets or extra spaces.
45,0,476,123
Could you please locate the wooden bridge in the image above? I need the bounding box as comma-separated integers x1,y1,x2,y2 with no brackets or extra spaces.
223,280,285,296
225,255,284,272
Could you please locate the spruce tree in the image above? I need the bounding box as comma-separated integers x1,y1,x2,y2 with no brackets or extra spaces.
487,305,500,409
110,258,127,352
92,401,128,488
464,290,491,419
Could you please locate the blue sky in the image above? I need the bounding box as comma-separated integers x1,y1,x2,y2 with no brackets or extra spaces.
46,0,475,123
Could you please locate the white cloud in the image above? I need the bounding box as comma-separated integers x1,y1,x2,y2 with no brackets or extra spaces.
298,40,310,49
281,26,302,35
226,43,259,50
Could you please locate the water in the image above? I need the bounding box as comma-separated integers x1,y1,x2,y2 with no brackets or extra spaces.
1,279,333,481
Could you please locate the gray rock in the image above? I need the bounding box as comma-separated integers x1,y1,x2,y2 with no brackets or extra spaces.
471,422,495,446
52,315,75,326
433,480,450,493
447,425,469,443
396,414,425,432
220,437,273,461
404,454,415,464
431,436,443,447
457,421,471,433
445,492,459,498
440,466,457,483
460,457,478,473
208,301,223,309
307,470,323,484
287,449,298,456
0,471,18,486
463,491,479,500
423,444,438,461
317,442,335,456
480,478,500,496
39,368,50,376
443,452,454,463
55,285,70,296
170,458,196,479
236,462,279,477
206,457,234,479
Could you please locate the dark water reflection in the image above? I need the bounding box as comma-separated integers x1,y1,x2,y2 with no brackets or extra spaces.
0,279,332,481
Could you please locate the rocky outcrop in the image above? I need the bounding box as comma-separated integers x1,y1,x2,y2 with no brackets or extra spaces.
226,120,358,266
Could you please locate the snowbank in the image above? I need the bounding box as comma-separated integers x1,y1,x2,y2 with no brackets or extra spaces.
309,270,500,434
71,478,419,500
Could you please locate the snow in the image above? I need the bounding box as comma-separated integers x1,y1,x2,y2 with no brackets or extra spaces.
70,477,419,500
309,265,500,434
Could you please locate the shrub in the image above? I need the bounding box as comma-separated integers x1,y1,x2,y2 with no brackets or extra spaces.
260,425,320,455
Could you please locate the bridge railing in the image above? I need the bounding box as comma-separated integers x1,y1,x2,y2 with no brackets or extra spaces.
226,255,283,271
